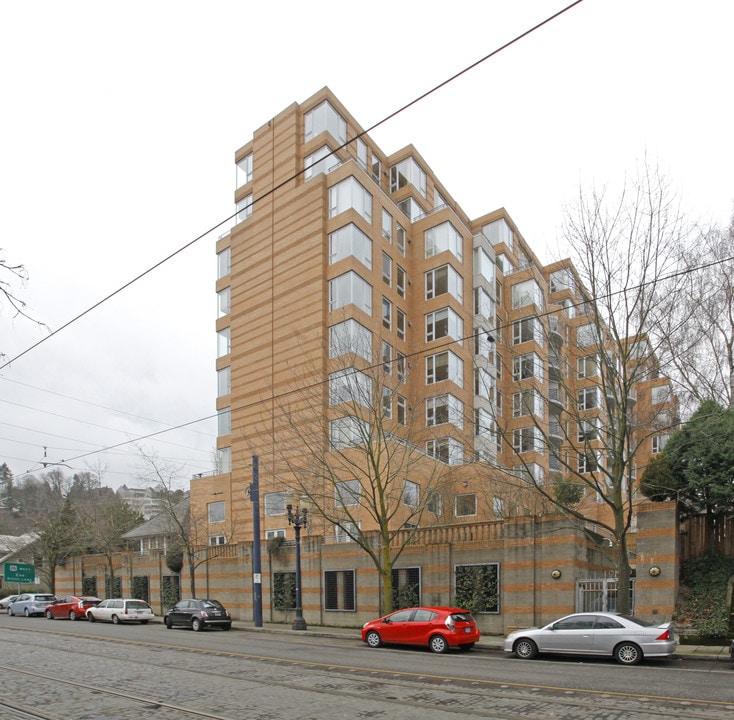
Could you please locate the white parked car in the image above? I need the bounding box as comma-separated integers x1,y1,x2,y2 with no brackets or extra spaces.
86,598,154,624
0,594,19,610
8,593,57,617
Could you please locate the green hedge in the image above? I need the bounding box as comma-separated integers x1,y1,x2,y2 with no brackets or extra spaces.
675,555,734,639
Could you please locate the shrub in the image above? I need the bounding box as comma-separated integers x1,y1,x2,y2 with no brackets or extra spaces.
675,555,734,639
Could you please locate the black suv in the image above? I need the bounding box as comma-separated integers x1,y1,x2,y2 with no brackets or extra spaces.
164,599,232,631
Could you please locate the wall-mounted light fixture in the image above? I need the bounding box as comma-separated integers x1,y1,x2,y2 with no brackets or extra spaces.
649,565,661,577
551,569,562,580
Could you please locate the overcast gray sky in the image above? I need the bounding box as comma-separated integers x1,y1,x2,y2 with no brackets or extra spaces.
1,0,732,490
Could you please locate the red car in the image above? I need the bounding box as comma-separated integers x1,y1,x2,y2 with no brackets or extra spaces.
362,606,480,653
45,595,101,621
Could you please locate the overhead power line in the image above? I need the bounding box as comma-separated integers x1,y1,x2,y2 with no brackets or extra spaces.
0,0,585,373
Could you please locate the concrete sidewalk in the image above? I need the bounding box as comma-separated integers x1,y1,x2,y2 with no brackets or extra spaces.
236,622,733,662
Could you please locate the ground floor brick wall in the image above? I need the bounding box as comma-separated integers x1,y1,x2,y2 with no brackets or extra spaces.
54,504,679,634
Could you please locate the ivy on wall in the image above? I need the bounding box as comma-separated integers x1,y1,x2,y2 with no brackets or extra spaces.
454,563,499,613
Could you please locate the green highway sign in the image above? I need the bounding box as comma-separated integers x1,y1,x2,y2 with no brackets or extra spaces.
3,562,35,584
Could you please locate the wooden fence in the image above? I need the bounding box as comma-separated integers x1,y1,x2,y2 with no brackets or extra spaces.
680,515,734,560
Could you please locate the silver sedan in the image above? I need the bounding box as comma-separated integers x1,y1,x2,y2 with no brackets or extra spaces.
504,612,677,665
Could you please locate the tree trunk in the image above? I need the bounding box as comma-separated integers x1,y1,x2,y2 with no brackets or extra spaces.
380,541,393,616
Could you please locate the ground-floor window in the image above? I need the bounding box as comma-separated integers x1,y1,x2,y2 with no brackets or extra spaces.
132,575,150,603
105,575,122,598
325,569,356,611
81,575,97,597
454,563,500,613
392,567,421,609
161,575,180,610
273,571,296,610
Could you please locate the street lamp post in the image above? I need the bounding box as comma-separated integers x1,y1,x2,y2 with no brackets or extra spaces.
286,499,308,631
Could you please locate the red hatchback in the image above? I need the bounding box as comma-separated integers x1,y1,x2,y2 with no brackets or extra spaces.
362,606,480,653
46,596,101,621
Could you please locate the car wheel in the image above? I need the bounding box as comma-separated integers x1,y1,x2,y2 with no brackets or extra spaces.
87,612,95,622
165,617,173,629
69,611,77,621
46,610,54,620
111,614,120,625
614,642,642,666
24,608,30,617
429,635,449,654
8,608,13,616
192,618,203,632
459,643,475,651
365,630,382,648
514,638,539,660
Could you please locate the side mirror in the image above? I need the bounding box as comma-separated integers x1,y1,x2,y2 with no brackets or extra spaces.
383,617,391,624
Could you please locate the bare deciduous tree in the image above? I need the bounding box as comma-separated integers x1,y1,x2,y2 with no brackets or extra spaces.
657,215,734,411
507,165,687,613
260,341,454,615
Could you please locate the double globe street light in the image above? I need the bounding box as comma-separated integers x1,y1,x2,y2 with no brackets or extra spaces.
286,496,309,631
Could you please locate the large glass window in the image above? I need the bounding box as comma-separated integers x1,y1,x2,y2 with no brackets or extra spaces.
396,309,406,341
513,352,544,383
454,493,477,517
382,252,392,286
474,246,495,284
329,223,372,269
397,196,424,222
329,177,372,223
329,319,372,361
305,145,340,179
474,367,494,401
329,416,369,449
324,569,355,610
427,437,464,465
390,157,427,197
474,407,492,437
550,268,575,294
217,367,231,397
425,221,463,261
474,287,494,321
577,387,600,411
329,271,372,315
356,138,367,170
329,368,372,407
651,385,672,404
425,264,463,303
513,390,544,418
216,447,231,474
304,100,346,144
217,407,231,435
217,287,230,318
396,223,407,255
513,427,544,454
483,218,513,251
512,279,544,310
576,323,598,347
335,479,360,507
217,247,231,279
426,394,464,428
208,501,225,524
652,434,669,454
512,317,544,346
426,350,463,386
397,395,407,425
396,266,406,298
577,354,599,378
425,307,463,344
236,194,253,223
382,208,392,242
217,328,230,358
236,153,253,187
403,480,419,508
264,492,286,516
382,297,392,330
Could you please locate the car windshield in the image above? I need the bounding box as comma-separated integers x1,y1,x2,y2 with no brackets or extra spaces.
35,595,55,601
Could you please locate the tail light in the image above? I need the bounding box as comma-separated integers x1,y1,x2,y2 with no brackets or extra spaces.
655,628,671,641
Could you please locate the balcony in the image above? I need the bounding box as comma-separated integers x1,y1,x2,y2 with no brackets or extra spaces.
548,420,563,444
548,353,563,379
549,385,565,410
